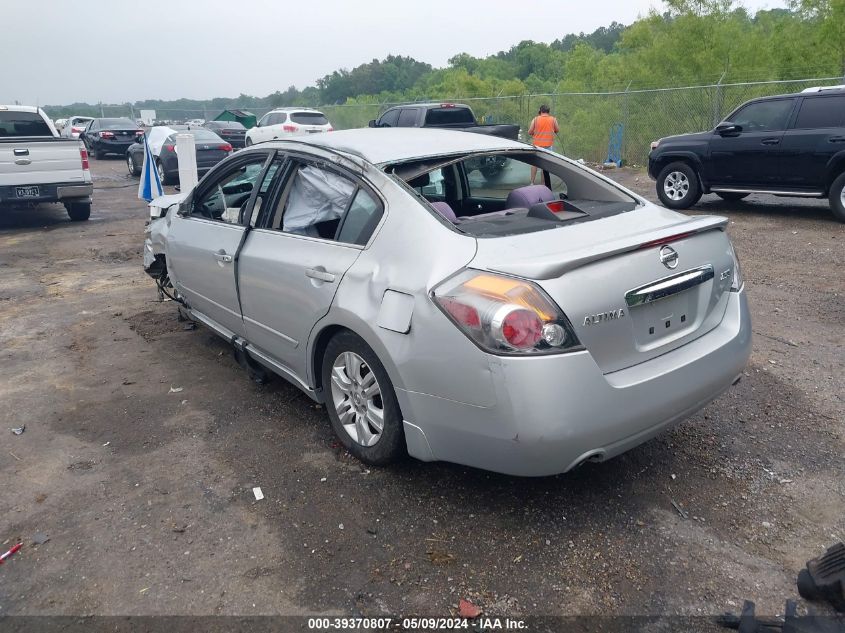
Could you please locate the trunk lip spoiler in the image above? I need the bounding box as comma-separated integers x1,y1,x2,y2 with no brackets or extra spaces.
484,215,729,280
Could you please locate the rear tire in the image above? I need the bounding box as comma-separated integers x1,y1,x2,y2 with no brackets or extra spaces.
157,160,174,186
829,172,845,223
656,162,701,209
321,331,405,466
65,201,91,221
127,152,140,176
716,192,750,201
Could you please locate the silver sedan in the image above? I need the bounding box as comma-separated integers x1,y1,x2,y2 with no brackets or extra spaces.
143,128,751,477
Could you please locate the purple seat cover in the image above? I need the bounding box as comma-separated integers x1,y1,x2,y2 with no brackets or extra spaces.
430,201,458,223
505,185,554,209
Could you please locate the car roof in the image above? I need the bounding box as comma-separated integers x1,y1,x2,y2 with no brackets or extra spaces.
267,127,529,165
269,107,324,113
0,105,41,113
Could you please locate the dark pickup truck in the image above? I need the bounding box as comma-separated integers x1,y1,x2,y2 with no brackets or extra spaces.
369,103,520,178
648,85,845,222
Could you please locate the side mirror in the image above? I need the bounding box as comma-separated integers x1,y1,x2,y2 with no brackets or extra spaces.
368,119,377,128
716,122,742,136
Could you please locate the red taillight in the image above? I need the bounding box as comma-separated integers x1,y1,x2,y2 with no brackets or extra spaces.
439,297,481,328
327,127,334,132
163,144,175,152
499,308,543,350
135,130,144,136
282,124,297,132
99,131,115,139
219,143,233,152
638,231,697,250
79,147,89,171
72,126,84,133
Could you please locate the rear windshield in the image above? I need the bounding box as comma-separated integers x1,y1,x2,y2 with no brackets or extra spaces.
210,121,245,130
100,118,137,129
424,107,475,126
290,112,328,125
0,111,52,137
168,129,222,142
388,151,640,237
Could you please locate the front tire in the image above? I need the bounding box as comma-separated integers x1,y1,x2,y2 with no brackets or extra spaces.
829,172,845,223
716,192,750,201
656,162,701,209
321,331,405,466
65,201,91,221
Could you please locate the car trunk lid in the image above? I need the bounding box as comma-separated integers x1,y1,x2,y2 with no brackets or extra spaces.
470,209,735,373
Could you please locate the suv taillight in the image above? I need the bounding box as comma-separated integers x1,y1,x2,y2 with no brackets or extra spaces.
432,270,581,355
282,124,297,132
79,144,89,171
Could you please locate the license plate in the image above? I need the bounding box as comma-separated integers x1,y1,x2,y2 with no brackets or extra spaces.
307,129,323,134
15,186,39,198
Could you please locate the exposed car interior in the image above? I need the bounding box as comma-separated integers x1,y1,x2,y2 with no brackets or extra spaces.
388,151,640,237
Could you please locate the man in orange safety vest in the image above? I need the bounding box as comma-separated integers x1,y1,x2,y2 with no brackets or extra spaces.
528,104,559,184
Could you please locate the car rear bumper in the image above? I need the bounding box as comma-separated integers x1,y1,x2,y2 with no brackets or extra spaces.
399,289,751,477
93,139,135,154
0,182,93,205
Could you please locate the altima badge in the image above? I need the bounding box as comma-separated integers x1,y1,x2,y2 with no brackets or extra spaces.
660,245,679,269
583,309,626,326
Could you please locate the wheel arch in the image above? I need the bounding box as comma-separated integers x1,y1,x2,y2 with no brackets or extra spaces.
307,313,407,408
653,153,706,189
824,152,845,193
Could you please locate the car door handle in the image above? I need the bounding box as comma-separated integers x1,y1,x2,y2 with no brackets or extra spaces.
829,136,845,143
761,138,780,145
305,268,336,283
214,252,233,264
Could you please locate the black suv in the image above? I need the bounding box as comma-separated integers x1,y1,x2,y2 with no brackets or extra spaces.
648,85,845,222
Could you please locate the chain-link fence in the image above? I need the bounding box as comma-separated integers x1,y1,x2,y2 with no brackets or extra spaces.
65,76,845,166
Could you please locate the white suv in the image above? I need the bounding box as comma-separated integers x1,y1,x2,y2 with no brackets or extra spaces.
245,108,333,145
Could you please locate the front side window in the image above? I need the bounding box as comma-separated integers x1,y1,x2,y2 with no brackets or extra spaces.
397,109,419,127
794,96,845,129
731,99,795,132
192,156,268,224
379,109,400,127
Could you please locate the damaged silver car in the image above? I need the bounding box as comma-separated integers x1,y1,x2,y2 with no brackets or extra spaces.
144,128,751,476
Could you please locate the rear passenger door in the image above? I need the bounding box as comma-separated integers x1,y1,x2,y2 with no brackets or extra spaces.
779,95,845,190
237,157,384,379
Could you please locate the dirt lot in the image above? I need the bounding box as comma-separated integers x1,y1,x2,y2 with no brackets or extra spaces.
0,157,843,624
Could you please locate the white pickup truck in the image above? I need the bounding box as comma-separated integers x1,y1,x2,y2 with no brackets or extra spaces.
0,105,93,221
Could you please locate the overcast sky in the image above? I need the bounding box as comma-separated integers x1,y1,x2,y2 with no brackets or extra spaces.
1,0,786,106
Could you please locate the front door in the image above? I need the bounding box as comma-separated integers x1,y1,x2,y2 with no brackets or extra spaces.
238,159,384,378
166,151,273,338
707,98,796,188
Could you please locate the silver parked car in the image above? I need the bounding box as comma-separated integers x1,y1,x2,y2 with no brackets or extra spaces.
144,128,751,477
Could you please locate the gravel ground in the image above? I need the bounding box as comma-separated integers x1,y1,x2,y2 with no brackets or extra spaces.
0,157,842,623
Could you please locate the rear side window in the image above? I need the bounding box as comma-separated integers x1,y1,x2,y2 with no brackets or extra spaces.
0,111,52,137
397,109,419,127
336,189,382,245
290,112,328,125
732,99,794,132
424,107,475,126
794,96,845,129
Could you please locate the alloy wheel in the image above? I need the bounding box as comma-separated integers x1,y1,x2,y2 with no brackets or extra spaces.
329,351,384,447
663,171,690,201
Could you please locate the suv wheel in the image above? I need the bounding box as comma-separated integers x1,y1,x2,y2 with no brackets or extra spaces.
321,331,405,466
829,172,845,223
657,162,701,209
716,192,749,201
